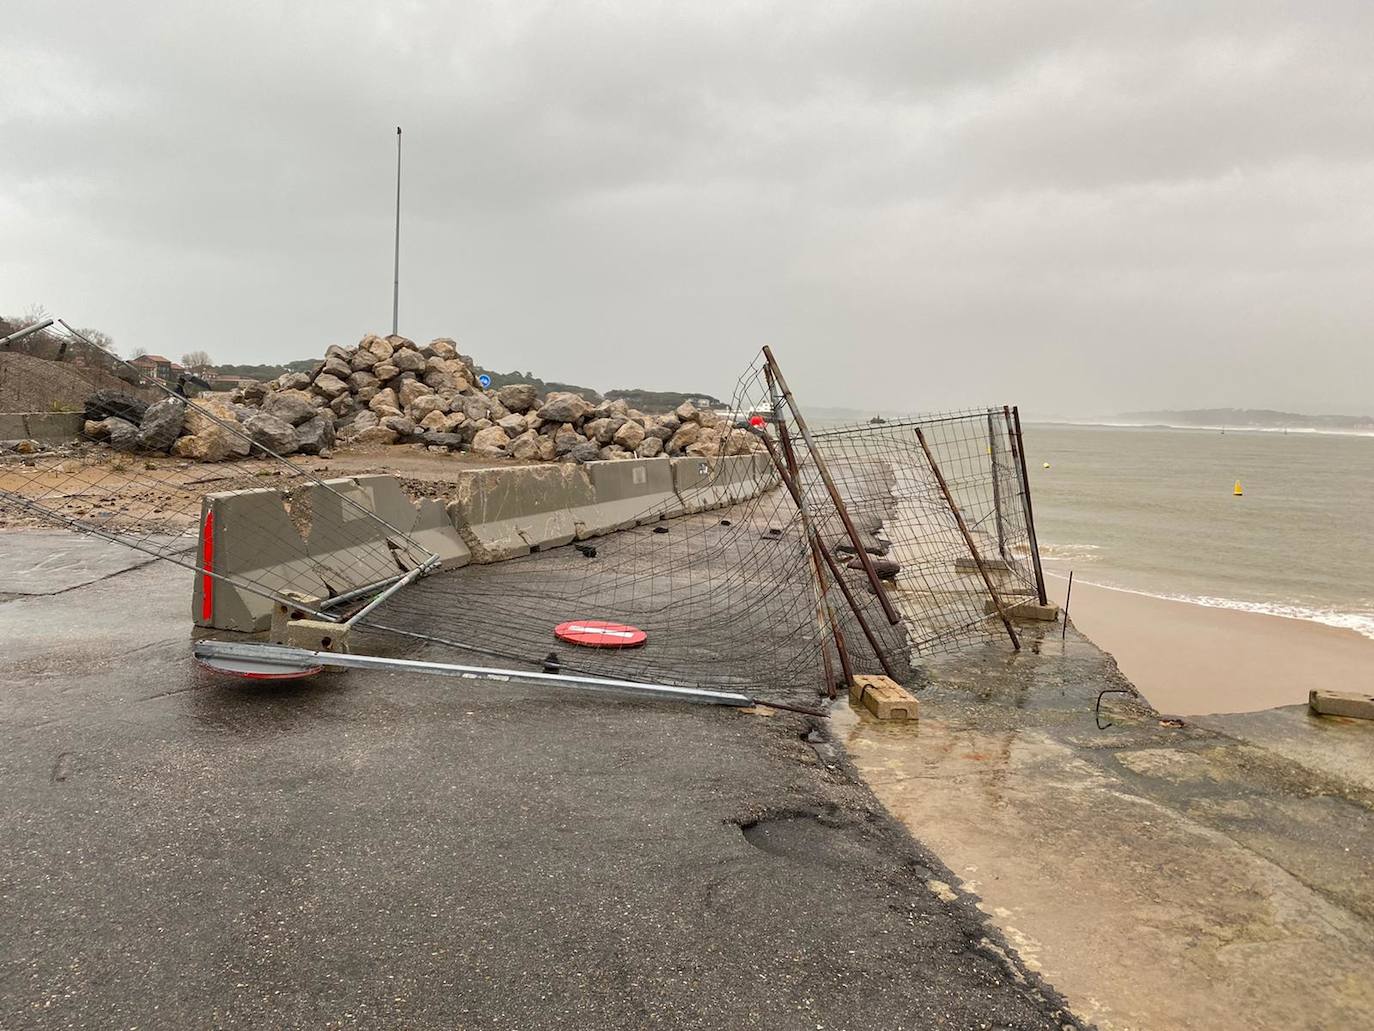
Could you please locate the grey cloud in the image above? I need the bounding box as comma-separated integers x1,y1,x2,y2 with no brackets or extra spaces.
3,0,1372,415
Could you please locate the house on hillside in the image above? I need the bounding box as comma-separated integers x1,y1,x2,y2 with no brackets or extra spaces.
129,355,185,383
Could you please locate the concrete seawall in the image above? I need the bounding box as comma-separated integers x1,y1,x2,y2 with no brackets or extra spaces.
196,454,777,630
0,411,84,444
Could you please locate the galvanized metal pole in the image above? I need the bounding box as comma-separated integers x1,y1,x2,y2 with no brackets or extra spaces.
392,126,402,337
1011,406,1049,606
988,409,1007,561
0,318,55,348
761,346,902,627
915,427,1020,651
765,366,850,694
193,640,756,709
752,429,899,682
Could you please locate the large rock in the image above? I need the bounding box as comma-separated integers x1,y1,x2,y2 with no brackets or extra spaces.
241,381,269,405
426,338,459,360
321,356,353,380
508,429,541,460
470,425,511,458
360,335,394,364
538,392,593,425
496,383,539,413
554,425,583,456
312,373,350,399
369,387,401,417
243,411,300,455
105,417,142,453
380,415,418,440
261,389,319,426
497,413,527,437
723,429,758,456
583,417,613,444
392,348,426,373
279,372,312,391
666,422,700,454
635,436,664,458
136,397,185,451
295,414,336,455
329,393,356,418
397,379,432,409
568,441,602,464
347,370,380,393
459,395,494,422
183,399,252,458
613,419,646,451
85,390,148,426
422,431,467,450
351,426,399,446
674,401,698,422
408,395,448,421
372,362,400,382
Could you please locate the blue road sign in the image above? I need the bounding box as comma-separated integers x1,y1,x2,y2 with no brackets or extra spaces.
477,374,492,389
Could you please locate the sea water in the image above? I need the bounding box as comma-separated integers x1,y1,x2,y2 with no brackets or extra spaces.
1023,423,1374,641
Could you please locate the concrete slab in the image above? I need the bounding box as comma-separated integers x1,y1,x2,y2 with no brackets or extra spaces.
839,623,1374,1031
1309,688,1374,720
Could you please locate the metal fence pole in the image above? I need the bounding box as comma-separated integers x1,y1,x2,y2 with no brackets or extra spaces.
915,427,1020,651
761,346,902,626
1010,406,1048,606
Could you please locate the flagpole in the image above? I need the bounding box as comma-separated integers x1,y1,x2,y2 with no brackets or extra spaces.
392,126,402,336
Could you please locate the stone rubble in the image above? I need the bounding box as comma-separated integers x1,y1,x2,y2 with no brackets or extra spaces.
77,333,759,464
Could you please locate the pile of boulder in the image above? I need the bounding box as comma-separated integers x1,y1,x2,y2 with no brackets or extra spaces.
81,388,334,461
223,334,760,463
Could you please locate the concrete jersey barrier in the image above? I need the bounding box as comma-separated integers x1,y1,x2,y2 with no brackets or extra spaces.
193,474,468,631
193,454,780,626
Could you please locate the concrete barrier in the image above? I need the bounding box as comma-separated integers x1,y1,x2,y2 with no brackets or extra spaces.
671,454,777,513
191,489,332,632
575,458,682,537
448,464,595,562
0,411,84,444
194,454,781,626
193,474,468,631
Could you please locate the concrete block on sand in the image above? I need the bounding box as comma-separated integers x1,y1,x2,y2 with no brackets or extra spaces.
1309,689,1374,720
850,675,919,721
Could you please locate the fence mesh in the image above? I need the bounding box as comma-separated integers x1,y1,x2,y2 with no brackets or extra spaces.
362,352,1044,702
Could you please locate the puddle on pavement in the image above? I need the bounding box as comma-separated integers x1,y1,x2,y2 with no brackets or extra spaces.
833,698,1374,1031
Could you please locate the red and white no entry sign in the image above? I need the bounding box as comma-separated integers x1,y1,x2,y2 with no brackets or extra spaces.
553,620,648,648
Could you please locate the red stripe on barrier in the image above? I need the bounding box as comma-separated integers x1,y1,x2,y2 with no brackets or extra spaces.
200,509,214,622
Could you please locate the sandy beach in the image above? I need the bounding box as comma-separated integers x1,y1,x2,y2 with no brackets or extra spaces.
1046,574,1374,715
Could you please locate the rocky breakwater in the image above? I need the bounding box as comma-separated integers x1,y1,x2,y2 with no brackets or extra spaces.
229,333,761,464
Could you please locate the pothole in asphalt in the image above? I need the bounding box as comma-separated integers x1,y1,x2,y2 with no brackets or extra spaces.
738,813,851,868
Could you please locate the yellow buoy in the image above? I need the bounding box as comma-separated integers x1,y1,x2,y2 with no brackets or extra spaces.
1233,480,1244,496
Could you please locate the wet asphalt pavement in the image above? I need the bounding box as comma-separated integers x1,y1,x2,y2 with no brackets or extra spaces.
0,531,1079,1030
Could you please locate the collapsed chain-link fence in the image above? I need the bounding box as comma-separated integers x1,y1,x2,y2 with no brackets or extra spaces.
2,329,1045,705
361,350,1045,703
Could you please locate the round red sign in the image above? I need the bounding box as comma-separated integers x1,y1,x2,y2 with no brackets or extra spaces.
554,620,648,649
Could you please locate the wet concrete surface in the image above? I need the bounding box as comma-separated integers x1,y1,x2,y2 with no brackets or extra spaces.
0,532,1079,1030
838,625,1374,1031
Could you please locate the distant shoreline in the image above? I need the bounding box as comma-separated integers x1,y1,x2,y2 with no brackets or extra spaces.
1029,418,1374,439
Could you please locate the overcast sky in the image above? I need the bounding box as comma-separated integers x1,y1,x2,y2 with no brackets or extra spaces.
4,2,1372,415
